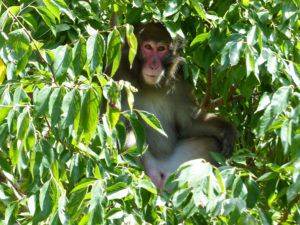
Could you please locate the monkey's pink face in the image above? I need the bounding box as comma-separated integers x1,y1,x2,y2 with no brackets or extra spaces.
141,41,169,85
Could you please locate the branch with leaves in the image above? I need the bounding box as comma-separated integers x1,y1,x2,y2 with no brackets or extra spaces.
200,68,244,111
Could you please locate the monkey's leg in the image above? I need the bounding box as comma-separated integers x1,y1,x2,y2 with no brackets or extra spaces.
141,137,220,189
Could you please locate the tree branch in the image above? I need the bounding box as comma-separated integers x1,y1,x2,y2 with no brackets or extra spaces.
200,69,244,111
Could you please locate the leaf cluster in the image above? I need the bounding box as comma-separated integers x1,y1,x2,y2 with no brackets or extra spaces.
0,0,299,224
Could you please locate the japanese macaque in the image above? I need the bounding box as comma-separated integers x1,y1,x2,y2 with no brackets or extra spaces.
115,23,236,190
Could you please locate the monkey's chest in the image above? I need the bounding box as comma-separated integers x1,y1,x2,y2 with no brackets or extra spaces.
135,93,177,158
136,93,175,127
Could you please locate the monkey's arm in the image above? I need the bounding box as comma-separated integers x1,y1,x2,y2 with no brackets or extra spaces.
177,111,236,157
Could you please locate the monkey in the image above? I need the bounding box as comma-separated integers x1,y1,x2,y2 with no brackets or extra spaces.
113,22,236,190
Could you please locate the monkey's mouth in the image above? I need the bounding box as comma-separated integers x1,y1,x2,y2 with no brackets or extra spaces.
144,74,159,83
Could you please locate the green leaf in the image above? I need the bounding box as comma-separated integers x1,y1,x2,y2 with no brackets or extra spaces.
137,110,167,137
35,87,51,118
280,119,292,156
106,106,120,132
16,45,32,75
139,179,157,194
256,92,271,112
40,180,52,218
17,110,29,140
35,6,56,34
245,178,260,208
178,160,212,187
7,29,30,61
40,139,54,168
62,90,79,129
13,87,28,104
70,154,84,184
126,24,137,67
86,34,104,77
191,33,209,47
58,195,70,225
0,107,11,124
0,123,9,147
5,202,17,225
52,0,75,21
190,0,209,23
163,0,184,17
72,38,87,77
257,108,273,137
115,121,126,150
232,176,248,200
53,45,71,82
43,0,60,22
124,82,135,112
173,188,191,209
257,172,278,181
124,112,145,152
89,181,104,224
270,86,292,116
287,178,300,203
229,40,243,66
267,53,278,75
107,182,130,200
286,61,300,86
80,88,100,143
25,122,36,152
0,58,6,84
106,29,122,76
49,88,62,126
70,178,97,194
247,25,257,46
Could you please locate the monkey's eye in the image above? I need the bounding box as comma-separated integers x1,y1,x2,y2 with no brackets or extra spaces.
144,44,152,50
157,46,167,51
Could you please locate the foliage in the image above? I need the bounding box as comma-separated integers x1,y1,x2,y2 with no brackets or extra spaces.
0,0,299,224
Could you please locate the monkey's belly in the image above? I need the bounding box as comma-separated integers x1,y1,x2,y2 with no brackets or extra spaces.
142,137,220,189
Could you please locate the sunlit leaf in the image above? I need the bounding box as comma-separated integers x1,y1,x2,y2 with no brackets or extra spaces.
5,202,18,225
0,58,6,85
53,45,71,82
17,110,29,140
163,0,185,17
80,88,100,143
43,0,60,22
270,86,292,116
106,29,121,76
267,53,278,75
229,40,243,66
126,24,137,67
7,29,30,61
137,110,167,137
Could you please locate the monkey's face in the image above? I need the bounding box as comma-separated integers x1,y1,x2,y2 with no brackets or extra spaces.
141,41,169,85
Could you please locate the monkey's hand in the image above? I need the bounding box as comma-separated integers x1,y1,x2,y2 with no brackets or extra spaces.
220,123,237,157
